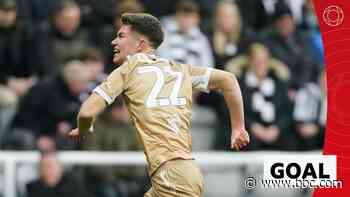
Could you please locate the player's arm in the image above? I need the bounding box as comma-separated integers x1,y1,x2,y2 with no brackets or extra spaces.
68,93,107,142
68,60,130,142
68,92,107,142
78,93,107,135
208,69,245,129
207,69,250,150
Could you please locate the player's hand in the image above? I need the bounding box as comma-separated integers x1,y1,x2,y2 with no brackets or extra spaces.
231,128,250,150
68,128,84,143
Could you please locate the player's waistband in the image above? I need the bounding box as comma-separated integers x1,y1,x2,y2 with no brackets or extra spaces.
150,157,195,177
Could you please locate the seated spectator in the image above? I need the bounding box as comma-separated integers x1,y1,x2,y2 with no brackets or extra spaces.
157,0,216,109
215,46,291,150
26,151,89,197
236,43,291,150
80,48,107,92
157,0,214,68
7,60,90,150
0,85,17,145
225,47,290,82
33,0,91,77
210,0,257,68
261,1,319,91
300,0,324,67
82,98,147,197
0,0,35,144
293,71,326,150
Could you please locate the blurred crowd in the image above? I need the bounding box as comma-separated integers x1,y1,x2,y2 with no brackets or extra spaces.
0,0,326,196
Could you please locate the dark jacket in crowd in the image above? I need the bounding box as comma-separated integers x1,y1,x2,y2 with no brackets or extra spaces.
236,0,271,31
12,75,82,137
261,28,319,89
75,0,115,28
26,174,89,197
0,23,34,84
29,0,58,25
33,24,90,77
209,27,258,68
239,70,292,150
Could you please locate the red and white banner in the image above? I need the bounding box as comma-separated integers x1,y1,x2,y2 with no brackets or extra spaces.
313,0,350,196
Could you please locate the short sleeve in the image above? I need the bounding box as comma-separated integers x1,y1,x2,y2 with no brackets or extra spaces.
189,65,212,93
93,62,130,105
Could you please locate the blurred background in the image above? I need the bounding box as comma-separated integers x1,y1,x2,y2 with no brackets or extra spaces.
0,0,326,196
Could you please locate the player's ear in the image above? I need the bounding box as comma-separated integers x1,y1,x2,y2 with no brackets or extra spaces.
136,38,147,52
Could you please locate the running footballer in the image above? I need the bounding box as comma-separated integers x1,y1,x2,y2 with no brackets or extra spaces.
68,13,249,197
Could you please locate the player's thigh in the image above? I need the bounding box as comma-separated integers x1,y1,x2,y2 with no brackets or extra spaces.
152,160,204,197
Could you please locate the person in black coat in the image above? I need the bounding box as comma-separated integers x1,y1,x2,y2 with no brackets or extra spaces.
26,151,90,197
261,2,319,90
0,0,34,85
32,0,91,78
7,60,90,150
209,0,257,69
238,44,292,150
0,0,35,146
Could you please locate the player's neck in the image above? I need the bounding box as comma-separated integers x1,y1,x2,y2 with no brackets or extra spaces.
140,48,155,55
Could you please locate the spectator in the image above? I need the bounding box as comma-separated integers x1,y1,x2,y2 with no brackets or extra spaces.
0,0,34,92
236,43,291,150
211,42,290,150
113,0,145,33
8,60,90,150
157,0,214,68
300,0,324,67
26,152,89,197
82,99,147,197
79,48,107,98
93,0,144,72
80,48,106,83
293,71,326,150
261,1,319,91
210,0,257,68
33,0,91,77
0,0,35,144
0,85,17,145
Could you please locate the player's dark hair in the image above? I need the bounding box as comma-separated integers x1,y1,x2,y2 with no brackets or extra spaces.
121,13,164,49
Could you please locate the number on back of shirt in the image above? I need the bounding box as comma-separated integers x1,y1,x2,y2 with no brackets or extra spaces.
137,66,186,108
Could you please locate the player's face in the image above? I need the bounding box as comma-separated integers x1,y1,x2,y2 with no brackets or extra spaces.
111,25,140,65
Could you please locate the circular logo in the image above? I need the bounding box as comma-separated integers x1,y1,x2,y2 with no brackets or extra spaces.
323,5,344,27
244,177,257,189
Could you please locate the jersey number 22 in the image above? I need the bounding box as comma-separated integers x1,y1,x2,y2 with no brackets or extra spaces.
137,66,186,108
